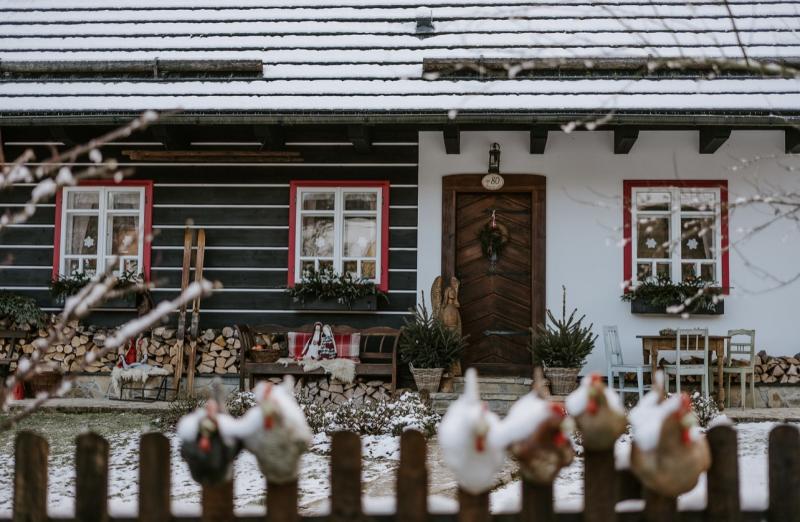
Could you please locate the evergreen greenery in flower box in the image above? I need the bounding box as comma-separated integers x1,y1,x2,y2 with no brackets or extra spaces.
49,270,144,306
620,276,724,315
287,266,387,310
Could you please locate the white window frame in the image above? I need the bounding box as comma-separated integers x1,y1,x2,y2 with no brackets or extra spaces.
293,186,383,285
59,186,146,277
631,186,722,285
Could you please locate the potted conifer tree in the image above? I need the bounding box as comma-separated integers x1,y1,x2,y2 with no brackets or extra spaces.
530,286,597,395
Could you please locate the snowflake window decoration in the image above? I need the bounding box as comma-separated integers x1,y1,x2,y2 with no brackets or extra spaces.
83,236,95,249
645,237,657,249
686,238,699,250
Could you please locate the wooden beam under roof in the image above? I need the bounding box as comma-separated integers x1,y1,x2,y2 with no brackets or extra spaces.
786,128,800,154
614,128,639,154
443,125,460,154
347,125,372,154
529,127,548,154
699,127,731,154
253,125,285,151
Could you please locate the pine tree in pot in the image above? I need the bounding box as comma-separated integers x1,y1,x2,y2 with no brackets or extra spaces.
530,286,597,395
399,297,467,393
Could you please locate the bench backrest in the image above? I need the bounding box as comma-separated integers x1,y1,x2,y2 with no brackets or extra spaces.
236,324,400,362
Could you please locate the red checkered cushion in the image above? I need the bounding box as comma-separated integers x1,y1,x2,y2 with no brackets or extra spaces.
288,331,361,361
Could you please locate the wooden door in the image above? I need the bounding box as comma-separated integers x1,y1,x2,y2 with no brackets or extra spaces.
442,174,545,377
456,192,533,373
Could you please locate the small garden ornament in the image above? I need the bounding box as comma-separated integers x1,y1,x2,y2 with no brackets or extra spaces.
239,376,313,484
177,387,241,486
565,373,627,451
490,376,575,484
438,368,505,494
629,372,711,497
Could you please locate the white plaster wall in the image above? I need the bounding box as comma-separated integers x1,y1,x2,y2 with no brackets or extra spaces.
417,130,800,373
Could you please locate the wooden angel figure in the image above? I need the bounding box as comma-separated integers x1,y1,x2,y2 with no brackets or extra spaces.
431,275,462,336
629,372,711,497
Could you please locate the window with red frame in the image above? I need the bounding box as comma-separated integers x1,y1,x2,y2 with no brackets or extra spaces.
624,180,729,290
289,181,389,291
54,182,152,280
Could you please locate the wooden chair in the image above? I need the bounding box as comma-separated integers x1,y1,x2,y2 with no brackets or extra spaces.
603,326,651,401
663,328,710,398
721,329,756,409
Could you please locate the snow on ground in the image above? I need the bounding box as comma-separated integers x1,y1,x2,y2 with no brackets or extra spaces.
0,412,788,516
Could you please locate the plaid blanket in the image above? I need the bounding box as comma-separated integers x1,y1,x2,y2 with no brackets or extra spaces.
288,331,361,361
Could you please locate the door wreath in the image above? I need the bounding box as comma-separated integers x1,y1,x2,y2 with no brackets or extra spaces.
478,210,509,262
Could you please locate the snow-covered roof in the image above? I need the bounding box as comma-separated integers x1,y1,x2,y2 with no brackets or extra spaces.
1,0,799,119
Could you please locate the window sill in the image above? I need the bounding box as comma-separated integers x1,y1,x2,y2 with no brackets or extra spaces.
290,295,378,312
630,299,724,316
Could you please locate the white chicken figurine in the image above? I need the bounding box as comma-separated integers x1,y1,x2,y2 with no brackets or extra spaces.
177,397,241,485
238,376,313,485
565,373,627,451
438,368,505,495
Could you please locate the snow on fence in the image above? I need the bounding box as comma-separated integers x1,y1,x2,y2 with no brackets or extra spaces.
8,425,800,522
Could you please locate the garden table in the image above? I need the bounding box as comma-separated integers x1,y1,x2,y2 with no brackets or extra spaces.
638,334,730,405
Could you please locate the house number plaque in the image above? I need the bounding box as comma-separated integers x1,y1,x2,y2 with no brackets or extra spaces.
481,173,504,190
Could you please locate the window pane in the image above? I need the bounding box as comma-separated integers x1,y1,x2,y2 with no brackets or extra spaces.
656,263,671,278
83,258,97,276
343,260,358,278
681,217,715,260
700,264,716,282
65,258,81,275
636,216,669,258
106,215,140,255
67,191,99,210
344,216,377,257
318,259,333,271
301,216,334,257
66,215,98,255
637,263,652,280
362,260,376,279
636,191,671,211
302,192,335,211
682,263,698,280
681,191,716,212
344,192,377,211
108,191,141,210
301,260,315,274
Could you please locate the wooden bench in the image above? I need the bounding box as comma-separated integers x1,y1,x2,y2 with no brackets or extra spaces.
0,330,27,379
236,324,399,392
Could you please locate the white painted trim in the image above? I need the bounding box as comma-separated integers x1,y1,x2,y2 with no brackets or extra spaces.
372,142,419,146
0,286,49,290
389,268,416,272
389,247,417,251
3,224,53,228
389,226,417,230
0,204,55,208
189,142,261,146
391,184,418,188
284,142,352,146
35,306,411,315
389,205,418,209
0,245,53,249
0,265,52,270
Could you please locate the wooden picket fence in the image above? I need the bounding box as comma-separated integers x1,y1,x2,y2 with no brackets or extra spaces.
7,424,800,522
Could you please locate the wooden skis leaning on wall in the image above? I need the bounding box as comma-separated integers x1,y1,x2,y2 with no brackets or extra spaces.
172,227,195,393
186,229,206,397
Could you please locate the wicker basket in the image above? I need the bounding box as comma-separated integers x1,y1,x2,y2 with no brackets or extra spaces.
409,365,444,393
250,350,281,363
544,367,580,395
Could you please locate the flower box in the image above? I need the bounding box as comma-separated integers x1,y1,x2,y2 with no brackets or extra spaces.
630,299,724,315
290,295,378,311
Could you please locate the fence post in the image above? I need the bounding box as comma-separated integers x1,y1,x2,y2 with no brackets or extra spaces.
202,480,234,522
458,488,489,522
13,431,48,522
583,449,615,522
706,425,740,522
397,430,427,522
139,433,171,522
642,488,676,522
520,479,553,522
331,431,362,522
76,432,109,522
267,480,299,522
769,425,800,522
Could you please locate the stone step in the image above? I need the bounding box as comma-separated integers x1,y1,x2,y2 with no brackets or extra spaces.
430,392,526,416
452,376,533,395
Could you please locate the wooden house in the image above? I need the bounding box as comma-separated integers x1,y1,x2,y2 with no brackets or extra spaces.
1,0,799,376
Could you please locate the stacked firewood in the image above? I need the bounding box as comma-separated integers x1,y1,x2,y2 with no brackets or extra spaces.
754,351,800,384
0,322,241,375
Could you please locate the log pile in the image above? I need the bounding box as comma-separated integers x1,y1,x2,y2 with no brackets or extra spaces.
0,322,241,375
754,351,800,384
262,376,393,406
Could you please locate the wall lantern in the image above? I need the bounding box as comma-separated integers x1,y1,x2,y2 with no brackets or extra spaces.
488,143,501,173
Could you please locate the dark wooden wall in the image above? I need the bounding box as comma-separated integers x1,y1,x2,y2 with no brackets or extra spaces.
0,124,419,328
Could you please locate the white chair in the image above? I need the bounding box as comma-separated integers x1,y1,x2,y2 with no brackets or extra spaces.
721,329,756,409
603,326,652,401
663,328,710,399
